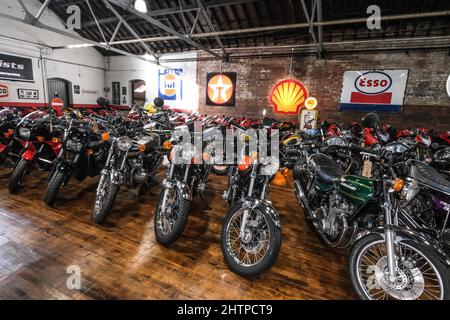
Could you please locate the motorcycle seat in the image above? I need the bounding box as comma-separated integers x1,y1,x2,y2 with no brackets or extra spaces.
310,154,344,184
411,161,450,196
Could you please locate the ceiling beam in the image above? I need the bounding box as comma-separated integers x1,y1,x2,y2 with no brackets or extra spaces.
195,0,227,58
82,0,262,28
106,0,222,58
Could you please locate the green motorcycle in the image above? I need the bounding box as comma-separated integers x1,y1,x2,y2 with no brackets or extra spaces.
293,147,449,300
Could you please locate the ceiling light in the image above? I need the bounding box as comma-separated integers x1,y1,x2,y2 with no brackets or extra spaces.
134,0,147,13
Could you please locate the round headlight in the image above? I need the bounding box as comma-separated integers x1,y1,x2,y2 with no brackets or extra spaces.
117,136,132,152
65,140,83,152
18,127,31,140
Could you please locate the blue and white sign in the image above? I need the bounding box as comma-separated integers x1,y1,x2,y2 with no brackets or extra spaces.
158,69,183,101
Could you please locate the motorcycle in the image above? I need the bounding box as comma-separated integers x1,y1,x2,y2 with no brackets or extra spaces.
220,119,282,277
154,123,220,244
0,108,23,167
92,98,171,224
9,109,64,194
44,111,109,206
293,115,450,300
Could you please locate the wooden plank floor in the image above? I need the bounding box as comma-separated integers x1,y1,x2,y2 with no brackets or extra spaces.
0,166,356,300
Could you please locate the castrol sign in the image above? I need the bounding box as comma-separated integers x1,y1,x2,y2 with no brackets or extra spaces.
339,70,408,113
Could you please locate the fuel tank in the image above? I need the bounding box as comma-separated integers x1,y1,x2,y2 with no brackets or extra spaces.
282,134,302,146
336,175,375,205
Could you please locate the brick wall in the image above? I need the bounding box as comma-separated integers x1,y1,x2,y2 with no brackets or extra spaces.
197,49,450,130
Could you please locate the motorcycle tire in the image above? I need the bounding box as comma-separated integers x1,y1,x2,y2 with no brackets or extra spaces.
349,234,450,300
92,175,120,224
44,171,66,207
221,204,281,278
8,159,31,194
211,165,229,176
154,188,189,245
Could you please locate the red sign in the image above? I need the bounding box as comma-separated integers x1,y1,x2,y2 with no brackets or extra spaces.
0,84,8,98
269,79,308,115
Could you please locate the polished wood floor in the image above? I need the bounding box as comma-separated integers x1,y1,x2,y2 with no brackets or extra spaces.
0,165,356,300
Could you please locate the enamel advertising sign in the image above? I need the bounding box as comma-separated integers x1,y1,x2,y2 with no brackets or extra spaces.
339,70,408,113
159,69,183,101
0,84,8,98
0,53,34,82
206,72,236,107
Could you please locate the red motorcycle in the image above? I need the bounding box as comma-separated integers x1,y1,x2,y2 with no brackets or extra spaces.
8,109,64,193
0,108,24,167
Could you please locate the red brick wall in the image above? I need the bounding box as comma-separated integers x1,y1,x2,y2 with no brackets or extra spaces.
197,49,450,131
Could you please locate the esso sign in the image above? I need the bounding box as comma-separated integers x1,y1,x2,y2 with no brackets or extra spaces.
355,71,392,95
0,85,8,98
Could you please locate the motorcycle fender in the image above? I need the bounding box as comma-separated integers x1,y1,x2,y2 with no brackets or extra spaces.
230,198,282,229
0,144,6,153
352,227,450,267
56,163,72,175
162,179,191,201
22,149,36,161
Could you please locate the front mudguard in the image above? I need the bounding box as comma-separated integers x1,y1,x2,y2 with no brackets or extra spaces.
230,197,282,229
162,179,191,201
352,227,450,267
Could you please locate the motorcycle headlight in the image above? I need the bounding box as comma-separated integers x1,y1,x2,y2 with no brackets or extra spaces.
65,140,83,152
117,136,132,152
18,127,31,140
260,156,280,176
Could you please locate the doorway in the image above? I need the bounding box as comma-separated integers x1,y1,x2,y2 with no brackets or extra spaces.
130,79,146,106
47,78,72,108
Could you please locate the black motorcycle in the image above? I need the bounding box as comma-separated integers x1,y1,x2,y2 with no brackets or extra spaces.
0,107,23,167
221,119,282,277
44,112,108,207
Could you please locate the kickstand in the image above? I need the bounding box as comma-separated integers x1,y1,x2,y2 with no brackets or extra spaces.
199,194,212,211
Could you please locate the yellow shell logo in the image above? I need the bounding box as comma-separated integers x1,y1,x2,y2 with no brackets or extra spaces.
270,79,308,114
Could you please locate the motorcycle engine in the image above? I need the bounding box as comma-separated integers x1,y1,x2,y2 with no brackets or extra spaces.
314,192,353,241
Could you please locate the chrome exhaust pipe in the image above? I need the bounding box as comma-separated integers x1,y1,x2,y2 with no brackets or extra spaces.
294,180,310,211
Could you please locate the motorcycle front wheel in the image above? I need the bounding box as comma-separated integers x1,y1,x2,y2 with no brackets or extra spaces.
44,171,66,207
9,159,31,194
349,234,450,300
221,204,281,277
92,174,119,224
154,188,189,245
0,149,8,167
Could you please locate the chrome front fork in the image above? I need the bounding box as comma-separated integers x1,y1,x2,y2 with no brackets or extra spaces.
240,163,258,238
384,194,397,278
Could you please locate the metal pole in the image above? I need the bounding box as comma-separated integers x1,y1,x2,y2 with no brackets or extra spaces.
35,0,52,21
106,0,222,59
87,9,450,46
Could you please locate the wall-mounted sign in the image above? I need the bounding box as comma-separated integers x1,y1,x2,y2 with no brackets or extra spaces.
159,69,183,101
270,79,309,115
122,86,127,96
18,88,39,99
206,72,237,107
0,53,34,82
446,74,450,98
339,70,408,113
82,89,99,95
0,84,8,98
112,82,120,105
305,97,318,110
74,85,80,95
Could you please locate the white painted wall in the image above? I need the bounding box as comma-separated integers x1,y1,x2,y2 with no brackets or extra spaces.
0,0,105,107
105,52,199,112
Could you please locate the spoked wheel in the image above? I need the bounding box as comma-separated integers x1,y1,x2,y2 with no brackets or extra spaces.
154,188,189,245
221,204,281,277
350,234,450,300
92,174,119,224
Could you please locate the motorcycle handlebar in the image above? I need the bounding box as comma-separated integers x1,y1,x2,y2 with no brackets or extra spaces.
229,121,246,131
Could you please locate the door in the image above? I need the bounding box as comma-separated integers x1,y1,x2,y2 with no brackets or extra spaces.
130,80,146,106
47,78,71,108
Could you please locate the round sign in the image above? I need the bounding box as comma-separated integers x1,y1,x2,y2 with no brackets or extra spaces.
304,97,318,110
447,74,450,98
207,74,234,105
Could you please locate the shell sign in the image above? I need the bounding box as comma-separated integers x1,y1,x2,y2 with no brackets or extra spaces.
269,79,309,115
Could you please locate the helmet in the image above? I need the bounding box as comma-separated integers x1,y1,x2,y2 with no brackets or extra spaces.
144,103,157,115
362,113,380,129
